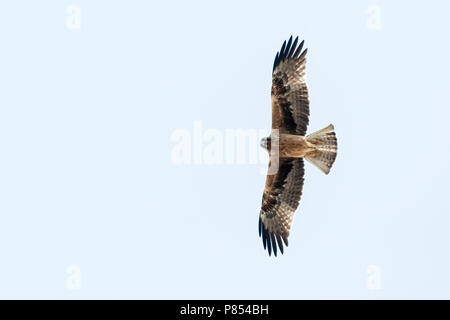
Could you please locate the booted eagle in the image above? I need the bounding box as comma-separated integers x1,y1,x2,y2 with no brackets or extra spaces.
259,36,337,256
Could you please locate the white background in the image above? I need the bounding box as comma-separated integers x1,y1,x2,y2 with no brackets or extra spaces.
0,0,449,298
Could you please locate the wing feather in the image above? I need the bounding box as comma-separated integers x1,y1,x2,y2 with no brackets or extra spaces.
259,158,305,256
271,37,310,135
258,37,310,256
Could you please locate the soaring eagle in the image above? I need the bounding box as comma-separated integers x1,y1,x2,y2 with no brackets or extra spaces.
259,36,338,256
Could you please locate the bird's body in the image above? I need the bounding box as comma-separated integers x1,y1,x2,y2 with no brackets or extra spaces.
258,36,338,256
263,134,316,158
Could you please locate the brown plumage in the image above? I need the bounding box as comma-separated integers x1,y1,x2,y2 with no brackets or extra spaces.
259,36,338,256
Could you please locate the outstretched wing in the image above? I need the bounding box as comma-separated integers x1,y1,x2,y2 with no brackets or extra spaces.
259,158,305,256
271,36,310,135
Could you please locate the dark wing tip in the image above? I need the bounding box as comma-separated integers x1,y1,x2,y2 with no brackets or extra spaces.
258,217,262,237
272,36,307,73
282,36,293,61
272,52,280,72
261,224,267,250
266,229,272,256
271,233,278,257
288,36,299,59
259,219,285,257
298,47,308,60
292,40,305,59
276,234,284,254
282,235,289,247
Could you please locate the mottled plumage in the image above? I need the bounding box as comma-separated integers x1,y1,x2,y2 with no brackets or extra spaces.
259,36,338,256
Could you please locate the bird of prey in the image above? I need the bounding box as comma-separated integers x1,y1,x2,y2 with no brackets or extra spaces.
259,36,337,256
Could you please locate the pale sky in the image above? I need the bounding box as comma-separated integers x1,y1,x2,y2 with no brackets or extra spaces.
0,0,449,299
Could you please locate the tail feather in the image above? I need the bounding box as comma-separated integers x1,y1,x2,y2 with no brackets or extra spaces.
305,124,337,174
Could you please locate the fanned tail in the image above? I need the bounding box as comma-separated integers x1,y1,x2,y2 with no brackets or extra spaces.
305,124,337,174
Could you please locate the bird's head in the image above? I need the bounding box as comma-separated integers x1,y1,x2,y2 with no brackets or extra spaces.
260,136,271,151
